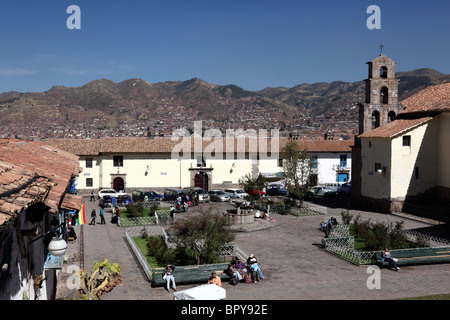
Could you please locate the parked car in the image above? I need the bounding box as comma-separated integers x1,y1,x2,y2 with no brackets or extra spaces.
98,188,125,199
337,182,351,196
117,194,132,205
184,186,210,203
163,188,187,201
266,184,289,197
99,195,113,208
208,190,231,202
224,188,249,199
307,186,333,197
132,190,164,202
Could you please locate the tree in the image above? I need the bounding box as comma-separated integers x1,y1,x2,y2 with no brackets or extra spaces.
170,209,235,265
238,173,267,199
281,141,313,207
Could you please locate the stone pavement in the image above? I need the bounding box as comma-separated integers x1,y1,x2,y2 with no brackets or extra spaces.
56,197,450,300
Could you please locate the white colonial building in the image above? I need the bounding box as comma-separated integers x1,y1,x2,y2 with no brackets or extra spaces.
47,137,353,194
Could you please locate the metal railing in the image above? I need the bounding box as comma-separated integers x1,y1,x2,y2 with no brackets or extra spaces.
118,209,171,227
125,227,249,282
322,218,450,265
253,201,327,216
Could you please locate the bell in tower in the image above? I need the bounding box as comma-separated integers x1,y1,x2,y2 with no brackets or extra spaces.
358,51,404,135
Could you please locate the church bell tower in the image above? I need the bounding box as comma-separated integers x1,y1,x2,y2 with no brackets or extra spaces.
358,53,404,134
352,49,404,207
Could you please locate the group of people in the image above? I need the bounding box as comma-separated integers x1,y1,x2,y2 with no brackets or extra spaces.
161,253,265,292
89,207,120,225
223,254,264,285
89,208,106,225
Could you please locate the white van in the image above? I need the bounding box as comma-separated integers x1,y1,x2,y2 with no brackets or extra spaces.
324,182,345,193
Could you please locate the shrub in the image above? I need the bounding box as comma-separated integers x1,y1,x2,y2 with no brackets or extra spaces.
170,209,235,265
349,215,423,251
146,236,175,265
126,202,145,217
148,204,159,216
145,236,196,266
365,221,390,251
340,210,353,225
389,221,409,249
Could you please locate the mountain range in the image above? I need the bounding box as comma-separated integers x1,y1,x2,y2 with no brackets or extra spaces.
0,68,449,138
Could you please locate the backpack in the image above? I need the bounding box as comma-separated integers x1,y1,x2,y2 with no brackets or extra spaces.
229,277,239,285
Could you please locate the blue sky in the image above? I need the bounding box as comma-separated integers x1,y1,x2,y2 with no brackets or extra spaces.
0,0,448,93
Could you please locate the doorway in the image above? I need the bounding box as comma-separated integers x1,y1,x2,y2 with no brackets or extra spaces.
194,171,209,191
113,177,124,192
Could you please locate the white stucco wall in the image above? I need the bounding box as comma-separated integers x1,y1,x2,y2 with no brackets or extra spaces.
75,153,282,191
312,152,352,184
390,120,438,199
74,149,352,192
361,118,441,201
361,138,392,199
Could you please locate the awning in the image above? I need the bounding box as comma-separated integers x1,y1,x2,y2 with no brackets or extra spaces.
261,172,284,179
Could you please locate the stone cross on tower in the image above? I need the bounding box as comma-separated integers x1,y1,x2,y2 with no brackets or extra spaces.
379,44,384,54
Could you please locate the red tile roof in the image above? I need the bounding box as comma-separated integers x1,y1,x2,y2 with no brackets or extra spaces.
292,140,354,152
46,137,354,155
400,82,450,115
0,139,82,228
359,83,450,139
358,117,433,138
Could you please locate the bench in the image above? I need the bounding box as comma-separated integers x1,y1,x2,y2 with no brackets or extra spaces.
152,263,231,286
375,247,450,267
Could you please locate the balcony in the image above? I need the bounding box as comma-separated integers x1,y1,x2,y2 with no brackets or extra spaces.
333,162,351,172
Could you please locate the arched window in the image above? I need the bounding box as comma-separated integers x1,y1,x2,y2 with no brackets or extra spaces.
372,111,380,129
380,87,389,104
388,111,396,122
380,66,388,78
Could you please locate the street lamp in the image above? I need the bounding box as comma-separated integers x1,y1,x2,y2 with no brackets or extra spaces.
47,237,68,256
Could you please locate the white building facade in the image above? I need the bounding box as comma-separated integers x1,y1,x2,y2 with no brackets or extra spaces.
47,137,353,194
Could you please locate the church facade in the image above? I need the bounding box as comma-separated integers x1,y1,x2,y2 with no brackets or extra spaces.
352,54,450,220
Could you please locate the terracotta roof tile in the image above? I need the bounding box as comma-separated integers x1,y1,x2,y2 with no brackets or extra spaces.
291,140,354,152
359,117,433,138
0,139,83,227
400,83,450,116
46,137,354,155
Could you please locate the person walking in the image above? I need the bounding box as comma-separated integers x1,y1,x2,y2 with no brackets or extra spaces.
89,209,96,225
99,208,106,224
162,264,176,292
170,205,175,222
90,191,95,201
